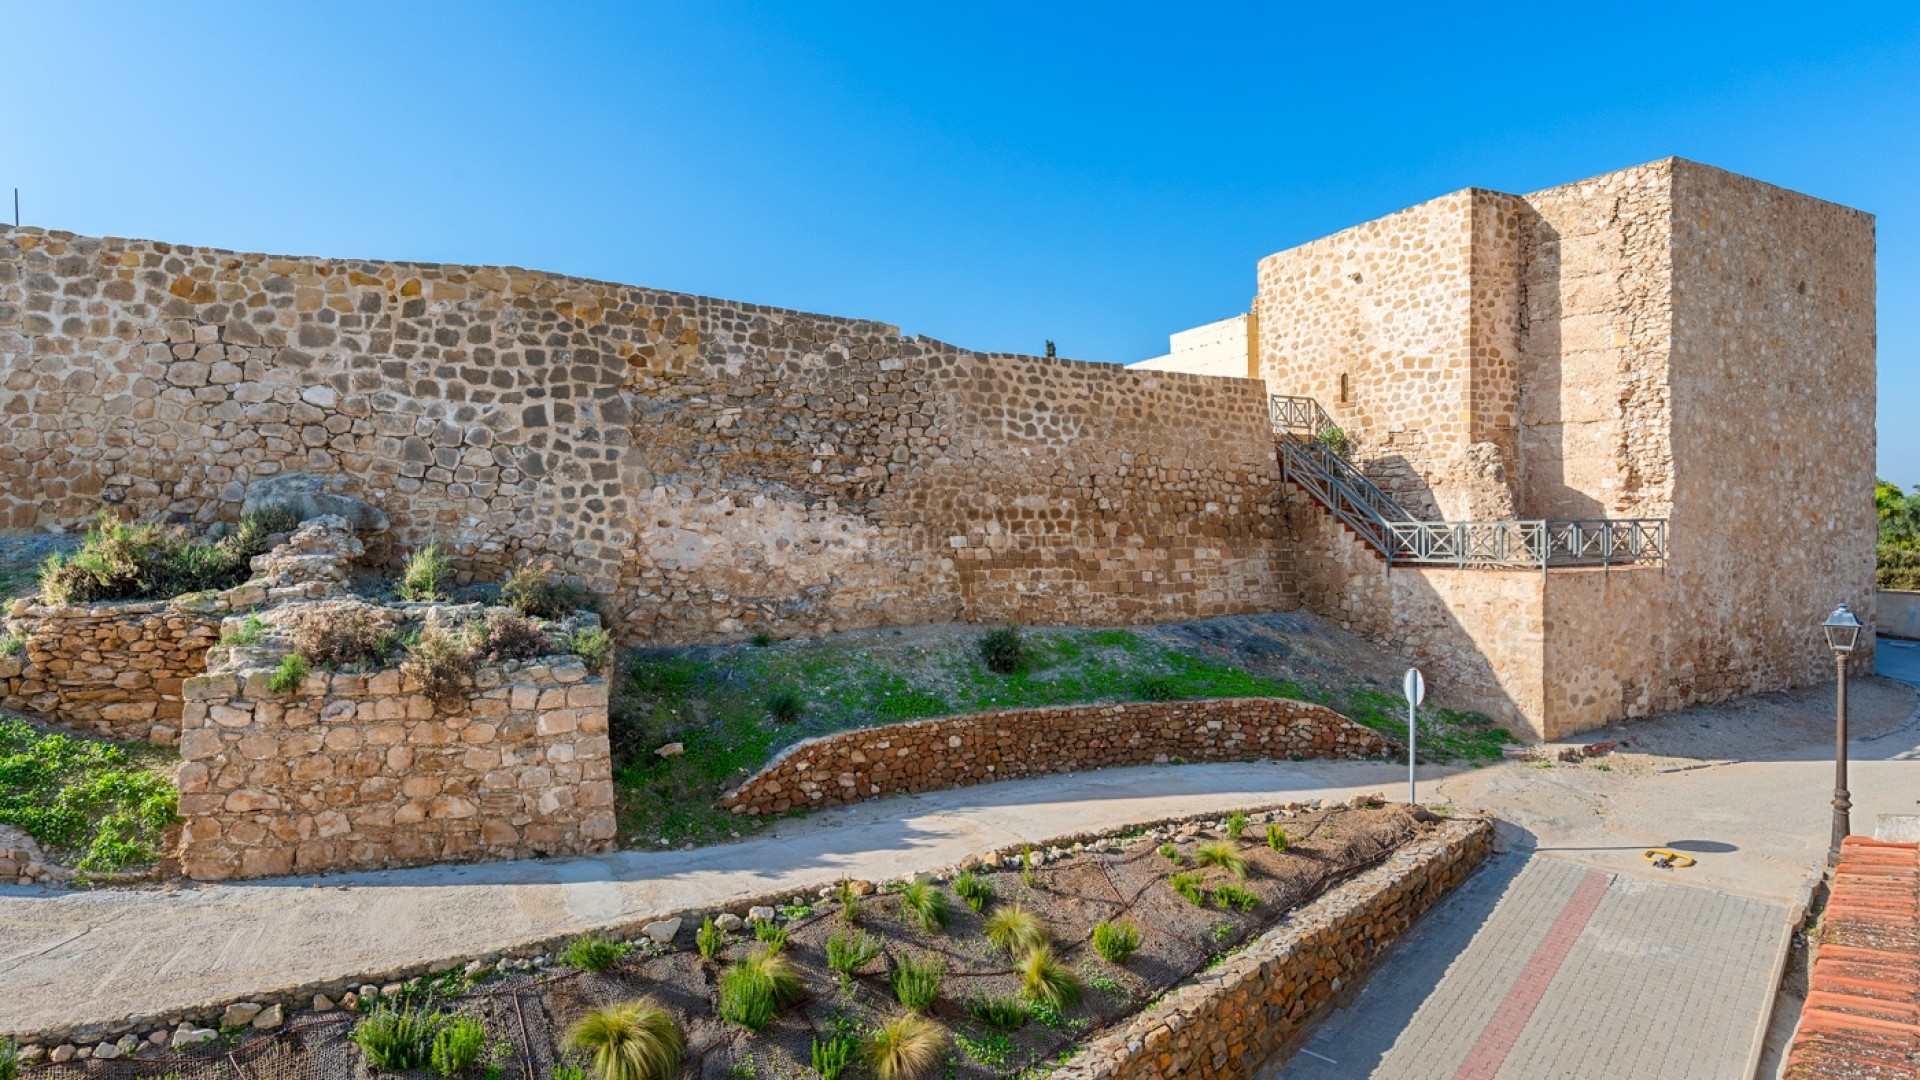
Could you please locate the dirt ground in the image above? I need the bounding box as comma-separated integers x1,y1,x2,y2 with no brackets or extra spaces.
26,804,1436,1080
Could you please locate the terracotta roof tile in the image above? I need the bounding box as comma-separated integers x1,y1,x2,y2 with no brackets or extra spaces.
1787,837,1920,1079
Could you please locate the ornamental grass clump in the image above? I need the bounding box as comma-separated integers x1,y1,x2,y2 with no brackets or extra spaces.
1213,884,1260,912
430,1014,487,1077
561,933,631,973
966,994,1028,1031
890,953,944,1012
811,1037,857,1080
1091,920,1142,964
753,919,789,952
1170,871,1208,906
719,948,803,1030
983,904,1048,957
1016,946,1082,1011
564,998,685,1080
1267,824,1289,851
952,870,993,913
351,1004,444,1072
825,928,883,975
696,918,726,961
866,1014,943,1080
899,878,948,933
1194,841,1248,879
1226,810,1248,840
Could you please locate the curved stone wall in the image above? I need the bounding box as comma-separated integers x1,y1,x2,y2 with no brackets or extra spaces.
719,697,1391,816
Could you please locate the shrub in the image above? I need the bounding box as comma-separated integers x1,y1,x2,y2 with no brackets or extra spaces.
37,512,271,604
766,687,804,723
696,917,726,960
564,998,685,1080
1194,841,1248,879
865,1014,943,1080
269,653,310,694
1317,426,1352,457
404,623,481,705
966,994,1028,1031
835,880,862,924
0,1038,17,1080
890,953,944,1012
952,870,993,913
0,632,25,657
984,904,1049,957
431,1014,488,1077
1091,920,1142,964
1016,946,1082,1011
289,602,398,669
754,920,789,952
1020,845,1036,887
1213,884,1260,912
1159,842,1183,864
351,1004,444,1071
899,878,948,933
555,1068,588,1080
751,632,774,648
811,1037,856,1080
718,961,776,1031
1136,675,1181,701
561,933,631,972
482,609,551,663
500,559,591,619
1226,810,1248,840
978,626,1026,675
1170,871,1207,906
1266,824,1288,851
826,928,883,975
568,626,614,673
400,543,455,602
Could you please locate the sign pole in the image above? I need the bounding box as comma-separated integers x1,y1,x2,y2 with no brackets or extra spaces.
1403,668,1426,806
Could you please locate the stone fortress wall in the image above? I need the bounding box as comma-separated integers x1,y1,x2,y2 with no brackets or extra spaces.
0,229,1293,644
0,156,1878,742
1256,159,1876,739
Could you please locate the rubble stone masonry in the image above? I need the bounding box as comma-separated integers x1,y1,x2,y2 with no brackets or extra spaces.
175,654,615,880
720,697,1390,816
0,227,1292,643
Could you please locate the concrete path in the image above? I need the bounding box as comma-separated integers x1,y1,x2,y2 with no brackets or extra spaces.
0,757,1415,1037
1265,854,1788,1080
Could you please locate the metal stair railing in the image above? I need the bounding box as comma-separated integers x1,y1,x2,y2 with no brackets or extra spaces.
1269,395,1668,570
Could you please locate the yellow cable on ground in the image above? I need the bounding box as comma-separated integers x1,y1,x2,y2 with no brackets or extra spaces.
1643,848,1697,869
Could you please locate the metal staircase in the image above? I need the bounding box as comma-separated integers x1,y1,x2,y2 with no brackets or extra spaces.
1270,395,1666,570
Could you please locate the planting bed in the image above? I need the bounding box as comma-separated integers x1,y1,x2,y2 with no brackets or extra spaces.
15,802,1434,1079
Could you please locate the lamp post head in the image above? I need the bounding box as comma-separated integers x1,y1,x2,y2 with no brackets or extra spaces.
1823,605,1862,656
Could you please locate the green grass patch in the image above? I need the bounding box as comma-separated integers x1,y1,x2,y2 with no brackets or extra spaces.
610,626,1510,847
0,716,177,872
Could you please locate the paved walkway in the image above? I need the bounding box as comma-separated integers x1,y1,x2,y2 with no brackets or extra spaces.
1265,854,1789,1080
0,758,1413,1037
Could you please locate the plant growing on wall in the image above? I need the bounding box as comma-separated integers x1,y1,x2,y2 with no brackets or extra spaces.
1316,426,1352,457
399,543,455,602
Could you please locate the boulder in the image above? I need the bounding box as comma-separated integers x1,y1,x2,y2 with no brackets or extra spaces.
243,472,389,533
221,1002,263,1028
713,913,744,932
251,1003,285,1029
642,917,683,945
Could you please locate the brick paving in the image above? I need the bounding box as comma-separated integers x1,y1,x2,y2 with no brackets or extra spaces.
1267,855,1790,1080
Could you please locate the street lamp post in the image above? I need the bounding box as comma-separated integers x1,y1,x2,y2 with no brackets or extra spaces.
1821,605,1862,860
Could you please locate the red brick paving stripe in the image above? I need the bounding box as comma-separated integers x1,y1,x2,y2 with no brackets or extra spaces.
1450,867,1613,1080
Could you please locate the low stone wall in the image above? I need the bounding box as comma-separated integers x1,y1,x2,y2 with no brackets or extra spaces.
720,697,1391,816
0,591,255,746
176,655,616,880
1880,589,1920,641
1055,816,1494,1080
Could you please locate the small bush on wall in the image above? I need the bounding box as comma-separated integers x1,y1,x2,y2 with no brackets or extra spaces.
399,543,454,602
38,506,296,605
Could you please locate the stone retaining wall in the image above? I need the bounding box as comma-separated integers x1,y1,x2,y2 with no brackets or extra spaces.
0,590,257,746
1054,816,1494,1080
176,655,615,880
719,697,1390,816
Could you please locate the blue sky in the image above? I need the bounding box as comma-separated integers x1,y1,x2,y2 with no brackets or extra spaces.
5,3,1916,486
